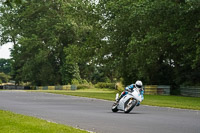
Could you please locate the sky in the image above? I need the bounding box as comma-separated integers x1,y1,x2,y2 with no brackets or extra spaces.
0,43,13,59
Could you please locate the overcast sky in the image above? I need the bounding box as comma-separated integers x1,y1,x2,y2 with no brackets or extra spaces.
0,43,13,59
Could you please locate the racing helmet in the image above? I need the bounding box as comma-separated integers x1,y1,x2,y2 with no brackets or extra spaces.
135,80,143,89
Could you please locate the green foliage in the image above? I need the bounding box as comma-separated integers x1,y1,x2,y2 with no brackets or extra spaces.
0,59,11,74
71,79,80,85
1,0,200,88
0,79,2,84
4,0,26,6
0,72,10,83
77,84,93,89
76,79,93,89
82,79,89,84
62,1,109,84
94,82,115,89
97,0,200,87
0,0,94,86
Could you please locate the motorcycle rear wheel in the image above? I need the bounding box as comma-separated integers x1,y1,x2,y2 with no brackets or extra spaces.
124,98,137,113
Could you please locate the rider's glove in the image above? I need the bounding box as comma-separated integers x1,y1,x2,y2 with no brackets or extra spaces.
125,87,130,91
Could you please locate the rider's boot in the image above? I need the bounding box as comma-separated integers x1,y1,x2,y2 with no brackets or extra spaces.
116,95,122,104
136,102,140,106
116,91,126,104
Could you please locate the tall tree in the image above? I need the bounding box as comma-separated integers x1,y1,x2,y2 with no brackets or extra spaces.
0,0,95,85
1,0,200,88
97,0,200,87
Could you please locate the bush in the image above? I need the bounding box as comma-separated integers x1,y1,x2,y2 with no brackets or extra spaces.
81,79,89,84
71,79,79,85
94,82,116,89
30,86,36,90
0,72,10,83
77,84,93,89
104,77,111,83
115,82,124,91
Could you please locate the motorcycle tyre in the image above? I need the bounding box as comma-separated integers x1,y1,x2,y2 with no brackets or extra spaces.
111,102,119,112
124,98,137,113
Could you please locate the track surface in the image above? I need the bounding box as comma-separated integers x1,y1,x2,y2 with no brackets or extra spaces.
0,91,199,133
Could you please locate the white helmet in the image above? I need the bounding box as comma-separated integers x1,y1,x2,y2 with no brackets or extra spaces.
135,80,143,89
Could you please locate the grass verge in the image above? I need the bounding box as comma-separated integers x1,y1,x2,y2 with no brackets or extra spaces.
0,110,89,133
143,95,200,110
31,89,200,110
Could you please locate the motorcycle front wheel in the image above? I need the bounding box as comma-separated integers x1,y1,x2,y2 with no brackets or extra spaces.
111,102,119,112
124,98,137,113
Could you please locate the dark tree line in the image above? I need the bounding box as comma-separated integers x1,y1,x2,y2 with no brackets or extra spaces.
0,0,200,92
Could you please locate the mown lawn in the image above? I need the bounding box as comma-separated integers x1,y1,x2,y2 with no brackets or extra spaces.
0,110,89,133
41,89,116,101
33,89,200,110
143,95,200,110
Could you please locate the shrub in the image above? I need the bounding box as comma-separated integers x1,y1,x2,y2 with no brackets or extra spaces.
0,72,10,83
94,82,115,89
115,82,124,91
77,84,93,89
81,79,89,84
30,86,36,90
104,77,111,83
71,79,79,85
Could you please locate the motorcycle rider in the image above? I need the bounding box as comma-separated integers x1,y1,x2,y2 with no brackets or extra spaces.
116,80,144,106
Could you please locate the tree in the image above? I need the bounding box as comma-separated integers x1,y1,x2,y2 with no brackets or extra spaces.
97,0,200,87
62,0,111,83
1,0,199,88
3,0,26,7
0,0,95,85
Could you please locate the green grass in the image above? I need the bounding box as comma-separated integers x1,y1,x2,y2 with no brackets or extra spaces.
32,89,200,110
37,89,117,101
0,110,89,133
143,95,200,110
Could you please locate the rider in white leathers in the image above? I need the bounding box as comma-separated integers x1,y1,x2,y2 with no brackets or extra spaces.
116,80,144,106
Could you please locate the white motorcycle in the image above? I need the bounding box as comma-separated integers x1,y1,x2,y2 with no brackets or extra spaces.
111,88,143,113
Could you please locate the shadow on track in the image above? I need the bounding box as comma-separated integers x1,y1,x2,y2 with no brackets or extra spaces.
107,111,145,115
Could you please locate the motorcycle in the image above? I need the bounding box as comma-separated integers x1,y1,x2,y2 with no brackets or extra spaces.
111,88,143,113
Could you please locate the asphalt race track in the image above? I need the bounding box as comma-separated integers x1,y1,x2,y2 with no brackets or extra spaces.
0,91,199,133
